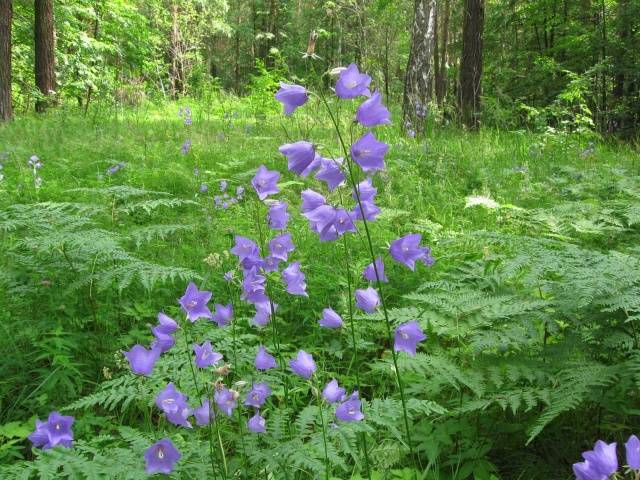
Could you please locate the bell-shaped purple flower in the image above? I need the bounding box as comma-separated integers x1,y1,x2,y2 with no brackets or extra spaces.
315,158,345,191
156,383,192,428
335,209,356,235
279,141,316,176
351,131,389,173
335,391,364,422
626,435,640,469
582,441,619,476
268,201,289,230
275,82,308,115
29,411,74,449
156,312,178,335
145,438,181,475
322,379,346,404
241,267,268,304
212,303,233,327
214,387,238,416
193,399,211,426
356,90,391,127
179,282,213,322
255,345,277,370
301,189,326,213
354,178,377,202
269,233,295,261
124,344,161,376
282,262,308,297
151,327,175,353
262,255,282,273
394,321,426,356
319,308,343,329
252,301,275,326
335,64,371,99
193,341,223,368
355,287,380,313
251,165,280,200
363,256,388,283
231,236,260,262
247,412,267,433
304,204,337,238
245,382,272,408
389,233,433,271
289,350,316,379
351,200,381,222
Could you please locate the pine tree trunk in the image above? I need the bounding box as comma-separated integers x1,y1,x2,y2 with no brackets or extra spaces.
402,0,437,135
0,0,12,121
34,0,56,113
459,0,484,130
435,0,450,107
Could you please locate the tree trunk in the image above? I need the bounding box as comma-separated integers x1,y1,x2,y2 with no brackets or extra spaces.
402,0,437,135
0,0,11,121
459,0,484,130
435,0,450,107
169,3,181,99
34,0,56,113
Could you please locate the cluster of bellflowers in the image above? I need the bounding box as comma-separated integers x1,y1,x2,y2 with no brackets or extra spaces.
28,155,43,189
106,161,126,176
179,106,192,156
573,436,640,480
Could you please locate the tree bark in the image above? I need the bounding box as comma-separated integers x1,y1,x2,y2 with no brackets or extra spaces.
34,0,56,112
459,0,484,130
0,0,12,121
402,0,437,135
435,0,450,107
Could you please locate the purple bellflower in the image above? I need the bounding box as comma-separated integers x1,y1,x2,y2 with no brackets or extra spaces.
245,382,272,408
124,344,161,376
315,157,346,191
351,200,381,222
322,380,346,404
356,90,391,127
626,435,640,469
319,308,343,329
351,131,389,173
28,412,74,450
248,413,267,433
212,303,233,327
279,141,316,176
335,64,371,99
355,287,380,313
354,178,377,202
145,438,181,475
275,83,309,115
290,350,317,379
156,383,192,428
573,440,619,480
252,301,275,326
335,391,364,422
389,234,434,271
242,267,269,304
214,387,238,416
231,236,260,262
334,209,357,235
363,256,388,283
269,233,295,261
394,321,427,356
251,165,280,200
156,312,178,334
255,345,277,370
193,341,224,368
193,399,211,426
282,262,308,296
301,189,326,213
268,201,290,230
151,327,175,353
262,255,282,273
179,282,213,322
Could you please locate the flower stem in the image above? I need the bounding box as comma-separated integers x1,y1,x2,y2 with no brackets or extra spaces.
314,377,331,480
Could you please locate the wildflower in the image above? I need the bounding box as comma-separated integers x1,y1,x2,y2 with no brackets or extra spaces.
252,301,274,326
247,413,266,433
363,257,388,283
145,438,181,475
28,412,74,449
156,312,178,335
224,271,234,282
192,340,223,368
334,209,356,235
290,350,316,379
573,440,618,480
322,380,346,404
231,236,260,262
626,435,640,469
267,201,289,230
199,184,208,193
282,262,308,296
335,391,364,422
245,382,272,408
124,344,161,376
179,282,213,322
275,83,309,115
351,131,388,173
407,129,416,138
210,303,232,327
355,287,380,313
220,180,228,191
315,157,345,191
28,155,43,169
193,167,199,177
151,327,175,353
335,64,371,99
389,234,434,271
319,308,343,329
193,399,211,426
251,165,280,200
262,255,282,273
269,233,295,261
214,387,238,416
184,117,192,126
356,90,391,127
236,186,245,198
242,267,269,304
415,101,427,118
279,141,316,176
180,140,191,155
394,321,426,356
301,189,326,213
353,178,377,202
304,204,337,235
255,345,277,370
156,383,192,428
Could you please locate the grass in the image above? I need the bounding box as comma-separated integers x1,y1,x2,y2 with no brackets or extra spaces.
1,96,639,479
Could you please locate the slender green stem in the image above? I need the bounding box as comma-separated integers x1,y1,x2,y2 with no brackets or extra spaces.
318,90,419,473
314,377,331,480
